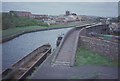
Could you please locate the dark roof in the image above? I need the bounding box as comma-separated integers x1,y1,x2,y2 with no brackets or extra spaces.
10,11,31,14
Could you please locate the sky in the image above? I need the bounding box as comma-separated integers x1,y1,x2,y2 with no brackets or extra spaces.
1,0,119,2
2,2,118,17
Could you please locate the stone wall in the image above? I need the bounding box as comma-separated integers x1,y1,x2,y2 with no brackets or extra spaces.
79,36,118,61
78,24,119,61
79,24,110,36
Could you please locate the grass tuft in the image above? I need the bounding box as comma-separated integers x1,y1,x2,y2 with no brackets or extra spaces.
75,47,118,67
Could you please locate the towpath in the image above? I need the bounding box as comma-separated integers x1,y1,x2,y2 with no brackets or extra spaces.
30,27,118,79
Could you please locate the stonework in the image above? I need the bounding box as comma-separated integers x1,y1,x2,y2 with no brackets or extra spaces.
78,24,119,61
79,36,118,61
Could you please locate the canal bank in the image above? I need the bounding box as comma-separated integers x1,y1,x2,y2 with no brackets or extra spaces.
2,23,92,72
2,28,72,71
2,23,95,77
2,26,74,44
30,24,118,79
2,21,96,43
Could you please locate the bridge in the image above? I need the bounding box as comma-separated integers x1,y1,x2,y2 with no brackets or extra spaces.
31,24,118,79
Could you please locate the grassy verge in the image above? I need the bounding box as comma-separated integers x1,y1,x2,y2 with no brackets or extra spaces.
75,47,118,67
2,24,72,40
2,26,48,39
2,21,95,41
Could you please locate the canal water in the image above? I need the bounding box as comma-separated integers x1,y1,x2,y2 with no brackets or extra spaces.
2,28,72,71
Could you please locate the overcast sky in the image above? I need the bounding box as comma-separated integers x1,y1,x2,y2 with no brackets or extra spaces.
1,0,119,2
2,2,118,17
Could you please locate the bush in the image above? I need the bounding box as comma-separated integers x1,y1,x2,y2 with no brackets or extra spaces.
2,13,16,29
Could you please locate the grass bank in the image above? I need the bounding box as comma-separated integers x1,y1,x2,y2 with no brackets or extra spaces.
2,26,47,40
75,47,118,67
2,24,73,41
1,21,95,43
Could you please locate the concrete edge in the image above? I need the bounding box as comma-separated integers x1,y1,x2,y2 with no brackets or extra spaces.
70,25,91,67
52,24,92,65
51,27,76,63
70,24,102,66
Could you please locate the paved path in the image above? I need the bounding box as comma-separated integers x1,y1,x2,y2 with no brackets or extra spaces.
31,65,118,79
54,29,80,66
30,28,118,79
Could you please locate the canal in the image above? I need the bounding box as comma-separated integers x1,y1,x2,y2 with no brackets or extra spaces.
2,28,72,71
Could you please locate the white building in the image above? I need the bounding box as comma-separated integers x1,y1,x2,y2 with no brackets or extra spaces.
44,19,56,25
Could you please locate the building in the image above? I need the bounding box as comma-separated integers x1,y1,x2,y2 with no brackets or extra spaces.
32,14,48,21
9,11,32,18
71,13,77,16
55,17,66,24
65,15,77,22
44,19,56,25
66,11,70,16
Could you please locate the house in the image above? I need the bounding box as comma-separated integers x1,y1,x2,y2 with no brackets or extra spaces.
9,11,32,18
44,19,56,25
32,14,48,21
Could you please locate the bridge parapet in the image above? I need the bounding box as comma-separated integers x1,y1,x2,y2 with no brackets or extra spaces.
79,24,109,36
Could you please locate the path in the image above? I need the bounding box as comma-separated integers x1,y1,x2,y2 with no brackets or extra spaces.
30,27,118,79
53,29,80,66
